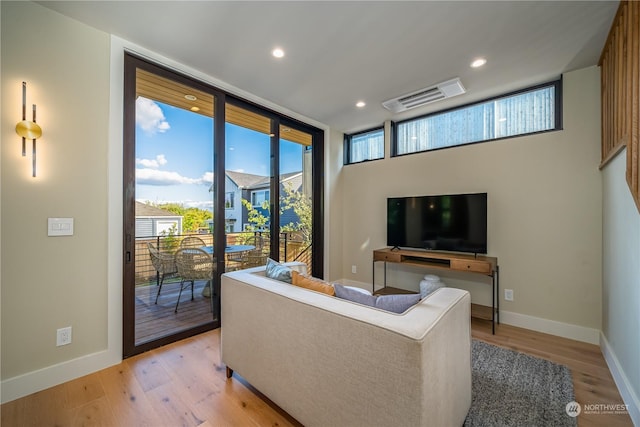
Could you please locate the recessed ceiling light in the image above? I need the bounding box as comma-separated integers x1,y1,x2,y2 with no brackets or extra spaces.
190,106,200,112
356,101,366,108
184,94,197,101
470,58,487,68
272,48,285,58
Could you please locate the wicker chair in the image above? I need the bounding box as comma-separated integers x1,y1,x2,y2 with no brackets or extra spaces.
179,235,207,249
241,249,268,269
148,242,178,304
245,234,269,255
174,247,216,313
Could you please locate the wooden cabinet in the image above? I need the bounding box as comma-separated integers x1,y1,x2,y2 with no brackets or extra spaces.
450,259,492,274
372,248,499,333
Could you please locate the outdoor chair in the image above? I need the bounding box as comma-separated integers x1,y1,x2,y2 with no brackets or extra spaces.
173,247,216,313
245,234,270,255
225,251,244,272
241,249,268,269
179,236,207,249
148,242,178,305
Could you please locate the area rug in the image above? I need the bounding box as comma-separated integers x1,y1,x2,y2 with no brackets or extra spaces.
464,340,576,427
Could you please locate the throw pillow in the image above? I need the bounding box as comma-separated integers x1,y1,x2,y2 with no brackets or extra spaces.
291,271,335,296
265,258,293,283
334,284,377,307
375,293,421,314
333,284,372,295
334,284,421,314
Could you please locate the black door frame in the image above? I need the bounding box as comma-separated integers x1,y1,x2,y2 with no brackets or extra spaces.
123,53,324,358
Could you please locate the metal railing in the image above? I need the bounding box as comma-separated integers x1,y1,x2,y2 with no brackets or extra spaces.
135,231,312,286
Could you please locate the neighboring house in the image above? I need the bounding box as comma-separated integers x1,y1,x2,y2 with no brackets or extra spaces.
208,170,307,233
134,202,183,238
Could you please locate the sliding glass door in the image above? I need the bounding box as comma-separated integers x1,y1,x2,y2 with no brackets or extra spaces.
123,53,324,357
123,55,224,356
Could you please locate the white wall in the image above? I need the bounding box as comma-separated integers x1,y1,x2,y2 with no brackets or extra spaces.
601,149,640,425
1,1,114,400
336,66,603,342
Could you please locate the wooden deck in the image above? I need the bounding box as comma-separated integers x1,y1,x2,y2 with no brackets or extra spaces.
135,279,217,345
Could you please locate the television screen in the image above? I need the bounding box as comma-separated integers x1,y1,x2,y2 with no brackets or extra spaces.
387,193,487,254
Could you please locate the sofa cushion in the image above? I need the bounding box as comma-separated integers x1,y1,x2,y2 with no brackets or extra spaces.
334,284,421,314
292,271,335,296
334,284,377,306
375,293,422,314
265,258,293,283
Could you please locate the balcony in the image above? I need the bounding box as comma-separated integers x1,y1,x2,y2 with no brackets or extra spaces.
134,232,311,345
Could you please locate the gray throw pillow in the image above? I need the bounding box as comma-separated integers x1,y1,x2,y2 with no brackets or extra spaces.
375,293,421,314
265,258,293,283
334,284,377,306
335,284,421,314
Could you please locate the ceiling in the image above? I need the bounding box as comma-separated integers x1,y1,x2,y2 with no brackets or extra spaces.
39,1,618,134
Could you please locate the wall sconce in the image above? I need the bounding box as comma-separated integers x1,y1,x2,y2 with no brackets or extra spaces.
15,82,43,177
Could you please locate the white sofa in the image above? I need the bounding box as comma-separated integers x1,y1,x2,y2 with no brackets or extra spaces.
221,262,471,427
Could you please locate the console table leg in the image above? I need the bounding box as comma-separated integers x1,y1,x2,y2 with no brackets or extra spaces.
492,272,496,335
496,266,500,325
372,261,375,294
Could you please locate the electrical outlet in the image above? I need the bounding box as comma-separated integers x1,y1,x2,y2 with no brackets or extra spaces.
56,327,72,346
351,265,357,274
504,289,514,302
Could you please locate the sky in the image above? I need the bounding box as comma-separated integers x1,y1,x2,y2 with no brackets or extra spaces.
135,97,305,211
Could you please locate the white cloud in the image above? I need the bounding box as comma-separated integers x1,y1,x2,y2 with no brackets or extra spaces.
200,171,214,184
136,168,199,186
136,168,214,187
136,97,170,134
136,154,168,169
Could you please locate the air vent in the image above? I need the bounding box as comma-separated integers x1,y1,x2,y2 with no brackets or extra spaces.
382,78,466,113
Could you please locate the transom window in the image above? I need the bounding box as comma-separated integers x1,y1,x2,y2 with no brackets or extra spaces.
394,80,561,156
344,127,384,164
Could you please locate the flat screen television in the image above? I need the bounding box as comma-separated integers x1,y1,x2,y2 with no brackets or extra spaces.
387,193,487,254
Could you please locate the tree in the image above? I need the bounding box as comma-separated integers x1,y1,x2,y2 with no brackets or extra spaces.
280,184,312,245
155,203,213,233
240,184,312,245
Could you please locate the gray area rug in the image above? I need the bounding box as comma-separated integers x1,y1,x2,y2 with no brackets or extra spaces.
465,340,576,427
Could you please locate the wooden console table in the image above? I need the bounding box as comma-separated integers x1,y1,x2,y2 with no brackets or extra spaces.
373,248,499,334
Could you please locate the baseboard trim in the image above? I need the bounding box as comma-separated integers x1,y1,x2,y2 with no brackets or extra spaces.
1,348,120,404
499,310,600,344
600,332,640,426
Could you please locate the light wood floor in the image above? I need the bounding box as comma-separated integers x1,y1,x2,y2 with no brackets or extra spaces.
1,320,633,427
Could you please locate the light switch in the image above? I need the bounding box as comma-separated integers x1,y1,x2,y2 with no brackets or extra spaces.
48,218,74,236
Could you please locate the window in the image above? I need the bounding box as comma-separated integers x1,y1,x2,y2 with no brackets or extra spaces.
225,192,234,209
394,80,561,156
225,219,236,233
344,127,384,164
252,190,270,207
